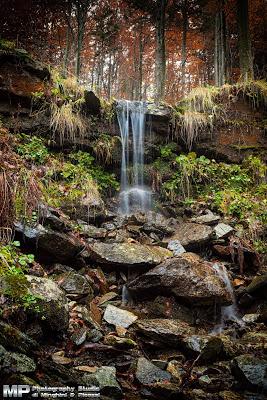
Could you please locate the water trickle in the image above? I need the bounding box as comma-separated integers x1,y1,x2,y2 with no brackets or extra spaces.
116,100,151,214
212,263,244,334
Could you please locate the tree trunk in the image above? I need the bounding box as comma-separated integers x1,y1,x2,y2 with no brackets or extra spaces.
237,0,254,81
181,0,188,94
214,0,227,86
63,25,71,78
155,0,167,102
137,23,144,100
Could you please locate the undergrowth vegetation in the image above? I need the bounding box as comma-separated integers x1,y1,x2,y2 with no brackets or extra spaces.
174,80,267,150
0,241,40,311
152,145,266,247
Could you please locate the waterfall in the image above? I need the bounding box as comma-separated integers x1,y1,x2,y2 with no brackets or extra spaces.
116,100,151,214
212,263,244,334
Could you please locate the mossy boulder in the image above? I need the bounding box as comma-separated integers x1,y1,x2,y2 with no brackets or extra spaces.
0,321,38,354
26,275,69,332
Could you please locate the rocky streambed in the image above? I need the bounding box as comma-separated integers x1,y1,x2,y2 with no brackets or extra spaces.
0,206,266,400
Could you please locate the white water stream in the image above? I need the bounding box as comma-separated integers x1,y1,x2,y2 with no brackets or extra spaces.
212,263,244,334
116,100,151,214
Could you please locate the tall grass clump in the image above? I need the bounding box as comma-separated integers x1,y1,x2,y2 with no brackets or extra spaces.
50,102,88,146
174,86,221,150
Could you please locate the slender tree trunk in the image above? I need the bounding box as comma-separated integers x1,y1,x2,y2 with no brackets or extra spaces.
137,23,144,100
155,0,167,102
237,0,254,81
181,0,188,94
63,25,71,78
214,0,227,86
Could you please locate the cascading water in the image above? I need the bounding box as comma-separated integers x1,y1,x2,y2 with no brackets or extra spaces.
212,263,244,334
117,100,151,215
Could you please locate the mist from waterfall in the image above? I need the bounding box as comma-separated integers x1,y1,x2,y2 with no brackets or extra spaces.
116,100,151,215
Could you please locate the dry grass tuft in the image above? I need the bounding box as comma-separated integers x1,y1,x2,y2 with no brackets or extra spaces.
50,102,88,146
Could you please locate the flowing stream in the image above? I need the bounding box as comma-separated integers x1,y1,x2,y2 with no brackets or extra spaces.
212,263,244,334
116,100,151,214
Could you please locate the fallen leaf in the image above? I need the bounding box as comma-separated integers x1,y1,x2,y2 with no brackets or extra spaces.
74,366,98,373
98,291,118,305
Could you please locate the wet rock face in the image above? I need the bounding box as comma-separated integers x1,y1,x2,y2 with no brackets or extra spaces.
164,223,213,251
26,275,69,332
135,357,171,385
128,254,232,305
89,242,172,268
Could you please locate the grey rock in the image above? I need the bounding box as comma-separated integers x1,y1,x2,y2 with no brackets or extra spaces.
167,240,186,256
70,327,88,346
135,357,171,385
103,305,138,328
136,319,195,345
191,211,220,225
246,274,267,296
232,354,267,390
89,242,172,267
214,223,234,239
183,335,223,362
57,271,93,299
0,347,36,373
80,224,107,239
83,366,122,399
164,223,213,250
87,329,103,343
15,223,83,263
0,321,38,354
128,254,232,305
26,275,69,332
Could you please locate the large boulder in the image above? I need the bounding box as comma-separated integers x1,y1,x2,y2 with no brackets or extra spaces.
127,254,232,305
89,242,172,268
26,275,69,332
15,223,83,264
164,223,213,250
232,355,267,391
83,366,122,399
136,319,195,346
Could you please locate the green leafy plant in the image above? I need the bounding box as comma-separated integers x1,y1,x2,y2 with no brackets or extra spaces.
0,241,40,310
16,134,49,164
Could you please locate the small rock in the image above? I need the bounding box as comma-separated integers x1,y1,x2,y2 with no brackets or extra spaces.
166,360,184,384
87,329,103,343
98,292,118,305
80,224,107,238
52,351,73,365
183,335,223,362
214,223,234,239
70,326,88,346
103,305,138,328
191,211,220,225
135,357,171,385
57,271,93,299
240,331,267,351
83,366,122,399
242,313,260,324
103,335,137,349
167,240,186,256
